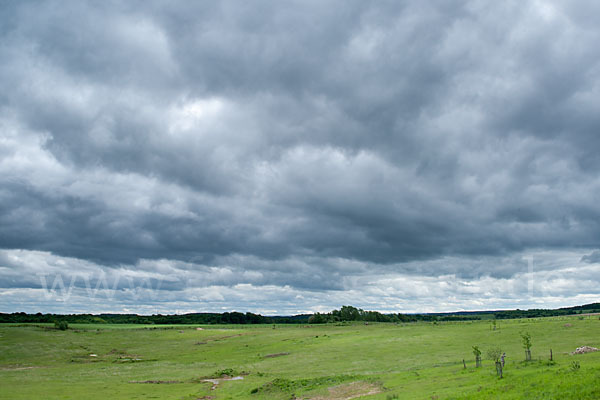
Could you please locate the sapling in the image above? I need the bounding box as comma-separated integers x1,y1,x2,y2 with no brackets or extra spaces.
472,345,482,368
521,332,532,361
487,347,503,378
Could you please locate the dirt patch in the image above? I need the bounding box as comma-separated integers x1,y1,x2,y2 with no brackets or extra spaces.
571,346,599,354
69,354,105,364
194,333,247,345
201,376,244,390
310,381,382,400
263,352,290,358
0,365,41,371
129,380,181,384
564,323,572,327
209,334,245,341
114,355,144,362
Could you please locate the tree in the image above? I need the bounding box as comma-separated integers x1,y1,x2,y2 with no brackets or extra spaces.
338,306,360,321
308,313,326,324
472,345,482,367
521,332,532,361
486,347,503,378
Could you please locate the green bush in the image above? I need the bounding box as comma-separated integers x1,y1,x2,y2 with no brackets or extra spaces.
54,320,68,330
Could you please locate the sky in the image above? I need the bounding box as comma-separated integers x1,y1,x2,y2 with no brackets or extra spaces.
1,0,600,315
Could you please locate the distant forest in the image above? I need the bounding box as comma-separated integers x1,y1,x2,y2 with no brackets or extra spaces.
1,303,599,325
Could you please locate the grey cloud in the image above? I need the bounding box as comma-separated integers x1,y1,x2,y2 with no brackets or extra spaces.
581,250,600,264
1,1,600,312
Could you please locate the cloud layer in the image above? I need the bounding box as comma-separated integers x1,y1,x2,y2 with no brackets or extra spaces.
1,1,600,313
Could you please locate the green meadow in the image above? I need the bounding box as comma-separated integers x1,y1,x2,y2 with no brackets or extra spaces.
1,316,599,399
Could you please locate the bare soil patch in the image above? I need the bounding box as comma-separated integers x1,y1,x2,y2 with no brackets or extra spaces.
210,334,245,341
0,365,41,371
114,354,144,362
263,352,290,358
310,381,382,400
201,376,244,390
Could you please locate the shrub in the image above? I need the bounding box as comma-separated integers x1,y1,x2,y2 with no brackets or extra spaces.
571,361,581,372
54,320,68,331
213,368,236,377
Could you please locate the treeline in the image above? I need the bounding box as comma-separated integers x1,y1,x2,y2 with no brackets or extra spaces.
307,305,481,324
0,311,310,325
2,302,597,325
493,303,600,319
0,308,476,325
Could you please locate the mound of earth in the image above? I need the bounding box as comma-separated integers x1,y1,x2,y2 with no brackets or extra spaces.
572,346,599,354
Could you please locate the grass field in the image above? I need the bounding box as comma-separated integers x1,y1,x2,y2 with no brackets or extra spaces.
1,316,599,399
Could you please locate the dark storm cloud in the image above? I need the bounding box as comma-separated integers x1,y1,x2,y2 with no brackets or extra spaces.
581,250,600,264
2,0,600,305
